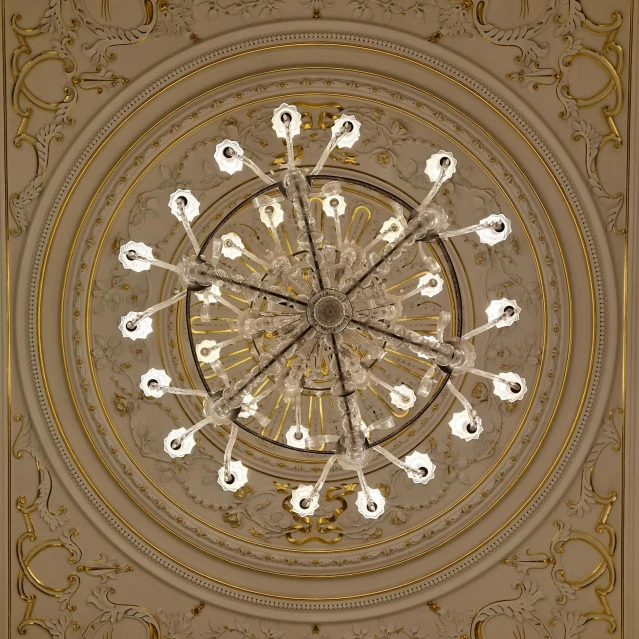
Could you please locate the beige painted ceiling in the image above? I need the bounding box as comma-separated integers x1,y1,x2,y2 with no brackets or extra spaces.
2,1,638,638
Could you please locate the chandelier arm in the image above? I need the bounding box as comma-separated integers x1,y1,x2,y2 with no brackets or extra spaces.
290,187,324,290
355,466,374,505
212,294,243,316
311,124,349,176
233,323,313,399
146,257,182,273
349,317,430,352
369,373,394,395
332,210,343,251
283,119,297,169
197,263,307,309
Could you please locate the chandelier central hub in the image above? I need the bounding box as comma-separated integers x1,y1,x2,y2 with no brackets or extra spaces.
307,289,352,334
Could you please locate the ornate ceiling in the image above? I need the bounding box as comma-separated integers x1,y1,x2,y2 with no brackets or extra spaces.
2,1,637,638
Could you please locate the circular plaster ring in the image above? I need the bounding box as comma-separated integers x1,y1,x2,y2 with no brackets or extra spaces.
18,26,616,615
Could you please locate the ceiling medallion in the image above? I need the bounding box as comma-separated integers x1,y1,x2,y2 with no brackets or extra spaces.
117,103,527,520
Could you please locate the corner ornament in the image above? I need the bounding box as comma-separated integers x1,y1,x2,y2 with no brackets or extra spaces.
12,414,160,639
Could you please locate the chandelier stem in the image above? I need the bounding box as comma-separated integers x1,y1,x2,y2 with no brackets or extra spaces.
147,257,181,273
446,380,474,414
223,423,239,477
176,210,201,254
440,220,500,240
369,374,394,394
215,295,244,315
280,117,298,171
361,235,382,256
356,466,374,507
159,386,208,398
306,455,338,504
178,415,214,444
294,394,303,429
350,317,434,354
416,169,448,213
311,124,349,175
240,248,270,269
328,333,362,444
131,290,186,327
462,367,520,391
373,445,413,474
267,227,284,252
241,156,276,185
395,285,424,301
333,212,343,249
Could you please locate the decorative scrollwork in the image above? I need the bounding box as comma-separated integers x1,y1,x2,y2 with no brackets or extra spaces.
8,0,157,236
12,413,159,639
500,407,622,636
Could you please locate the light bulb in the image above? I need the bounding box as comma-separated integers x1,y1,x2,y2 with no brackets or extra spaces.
196,339,222,363
355,488,385,519
214,140,244,175
290,484,320,516
492,372,528,402
449,410,483,441
259,202,285,228
272,103,302,138
217,460,249,492
390,384,417,410
486,298,521,327
322,193,347,218
168,189,200,222
424,150,457,183
285,425,310,449
332,114,361,148
220,232,244,259
118,241,154,272
164,428,196,458
404,451,436,484
378,217,405,243
477,214,511,245
119,312,153,340
140,368,172,398
417,273,444,297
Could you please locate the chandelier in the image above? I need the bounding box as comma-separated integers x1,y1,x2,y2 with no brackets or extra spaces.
117,103,527,520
